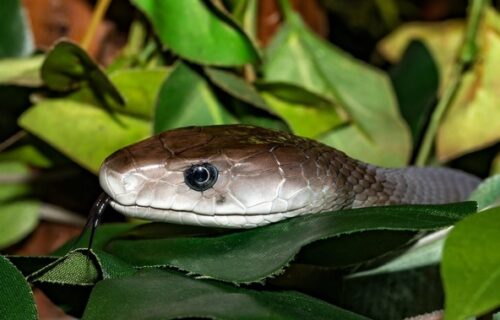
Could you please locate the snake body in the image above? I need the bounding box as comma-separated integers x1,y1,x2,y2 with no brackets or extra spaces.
99,125,480,228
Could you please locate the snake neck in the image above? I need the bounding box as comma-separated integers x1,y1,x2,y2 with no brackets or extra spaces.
318,149,395,211
321,147,480,211
350,166,480,208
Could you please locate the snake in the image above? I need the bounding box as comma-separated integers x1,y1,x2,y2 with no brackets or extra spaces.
97,124,480,229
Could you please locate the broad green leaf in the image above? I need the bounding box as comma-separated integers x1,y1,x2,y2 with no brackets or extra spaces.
0,162,39,249
83,268,369,320
0,256,37,320
29,249,135,317
296,230,417,268
437,9,500,161
131,0,259,66
232,0,259,42
71,68,169,119
260,86,345,138
378,19,464,89
30,251,99,285
154,62,237,133
6,255,59,277
205,67,268,110
30,250,135,285
18,99,150,173
442,207,500,320
349,235,445,278
53,223,140,256
342,265,444,320
0,0,33,58
107,203,475,283
390,40,438,145
41,41,124,106
350,174,500,279
378,10,500,162
0,144,52,168
0,201,40,249
264,13,410,167
469,174,500,210
0,56,43,86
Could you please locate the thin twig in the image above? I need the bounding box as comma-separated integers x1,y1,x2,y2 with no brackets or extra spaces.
0,130,27,153
415,0,489,166
81,0,113,51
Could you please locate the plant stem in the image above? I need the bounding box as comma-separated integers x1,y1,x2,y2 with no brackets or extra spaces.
81,0,113,51
0,131,27,152
415,0,488,166
277,0,294,21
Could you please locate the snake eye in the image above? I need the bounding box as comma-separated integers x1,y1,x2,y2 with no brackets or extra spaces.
184,163,218,191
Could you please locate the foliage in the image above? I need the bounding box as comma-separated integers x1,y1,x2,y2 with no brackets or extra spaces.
1,0,500,319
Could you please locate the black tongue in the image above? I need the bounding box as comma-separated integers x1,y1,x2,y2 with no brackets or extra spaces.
70,192,111,251
87,192,111,250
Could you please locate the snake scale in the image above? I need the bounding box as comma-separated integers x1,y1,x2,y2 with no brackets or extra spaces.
98,125,480,228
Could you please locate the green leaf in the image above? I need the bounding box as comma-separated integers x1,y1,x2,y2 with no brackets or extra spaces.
106,203,475,283
232,0,259,42
0,256,37,320
71,68,169,119
349,235,445,278
205,67,268,110
437,9,500,161
0,56,43,86
30,250,135,284
378,19,464,90
0,200,40,249
0,144,53,168
341,265,444,320
259,85,345,138
30,251,100,285
264,12,410,167
0,0,33,58
0,162,39,249
442,207,500,320
41,41,124,106
131,0,259,66
53,223,140,256
390,40,438,145
18,99,151,173
469,174,500,211
83,268,369,320
154,62,237,133
6,255,58,277
29,249,135,317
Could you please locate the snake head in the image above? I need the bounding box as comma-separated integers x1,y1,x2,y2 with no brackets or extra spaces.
99,125,334,228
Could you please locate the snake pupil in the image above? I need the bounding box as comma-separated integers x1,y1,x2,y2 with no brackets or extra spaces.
193,167,209,183
184,163,218,191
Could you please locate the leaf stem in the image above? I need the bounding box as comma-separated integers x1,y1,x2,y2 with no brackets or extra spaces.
415,0,488,166
81,0,113,51
277,0,294,21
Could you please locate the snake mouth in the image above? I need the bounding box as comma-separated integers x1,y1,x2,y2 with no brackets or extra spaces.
109,200,304,229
